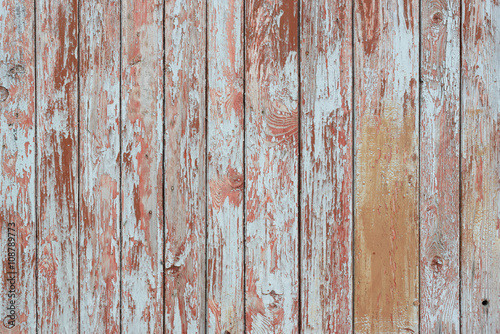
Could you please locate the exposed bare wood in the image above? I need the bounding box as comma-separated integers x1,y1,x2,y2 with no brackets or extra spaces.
36,0,79,331
462,0,500,331
420,0,460,331
163,0,207,332
300,0,353,332
79,0,121,332
206,0,245,332
121,0,164,332
354,0,420,331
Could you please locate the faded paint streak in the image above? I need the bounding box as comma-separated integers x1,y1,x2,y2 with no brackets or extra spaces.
300,0,353,332
79,0,121,332
206,0,245,332
245,0,299,332
164,0,207,332
36,0,79,331
0,0,36,332
121,0,164,332
462,0,500,331
420,0,460,331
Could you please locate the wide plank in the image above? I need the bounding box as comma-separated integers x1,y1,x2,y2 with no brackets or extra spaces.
206,0,245,333
420,0,460,331
353,0,420,331
164,0,207,332
462,0,500,331
121,0,164,332
300,0,353,332
245,0,299,332
0,0,36,331
36,0,79,331
79,0,121,332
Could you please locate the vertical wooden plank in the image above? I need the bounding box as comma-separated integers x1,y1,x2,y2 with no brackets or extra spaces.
0,0,36,331
300,0,353,332
163,0,207,332
206,0,245,333
36,0,79,331
420,0,460,331
79,0,121,332
245,0,299,332
462,0,500,331
353,0,420,331
121,0,164,332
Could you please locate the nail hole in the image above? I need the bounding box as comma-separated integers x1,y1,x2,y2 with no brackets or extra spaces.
482,299,489,306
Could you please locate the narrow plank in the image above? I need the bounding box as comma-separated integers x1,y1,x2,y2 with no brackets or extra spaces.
163,0,207,332
121,0,164,332
420,0,460,331
35,0,79,331
300,0,353,331
353,0,420,331
206,0,245,332
245,0,299,332
462,0,500,331
0,0,36,331
79,0,121,332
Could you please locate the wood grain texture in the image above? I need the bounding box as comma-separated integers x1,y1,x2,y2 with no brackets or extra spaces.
300,0,353,332
0,0,36,332
245,0,299,332
353,0,420,332
206,0,245,333
79,0,121,332
462,0,500,331
163,0,207,332
420,0,460,331
36,0,79,331
121,0,164,332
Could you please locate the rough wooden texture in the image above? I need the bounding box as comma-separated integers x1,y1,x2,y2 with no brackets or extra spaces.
245,0,299,332
300,0,353,332
0,0,36,332
163,0,207,332
121,0,164,332
354,0,420,331
36,0,79,331
420,0,460,331
206,0,245,333
462,0,500,331
79,0,121,332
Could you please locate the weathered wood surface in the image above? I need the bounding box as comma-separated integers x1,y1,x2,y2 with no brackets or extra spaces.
163,0,207,332
420,0,460,332
5,0,500,332
300,0,353,332
354,0,420,332
36,0,79,331
79,0,121,332
462,0,500,331
121,0,164,332
0,0,36,332
245,0,299,332
206,0,245,333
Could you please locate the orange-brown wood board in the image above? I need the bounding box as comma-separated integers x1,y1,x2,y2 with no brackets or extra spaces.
0,0,499,333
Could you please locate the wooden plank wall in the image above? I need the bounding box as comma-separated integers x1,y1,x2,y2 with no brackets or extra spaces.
1,0,500,333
